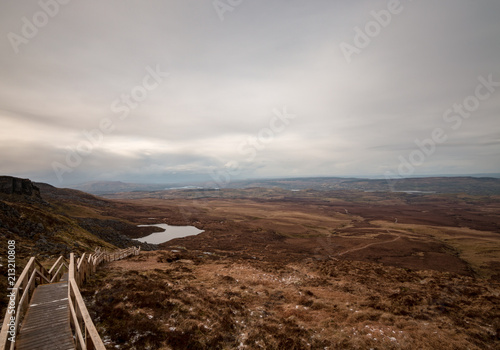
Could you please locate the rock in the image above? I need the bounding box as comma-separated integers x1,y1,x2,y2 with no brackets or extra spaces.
0,176,42,199
177,259,195,265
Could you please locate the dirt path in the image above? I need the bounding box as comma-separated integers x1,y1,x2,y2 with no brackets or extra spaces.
337,231,401,256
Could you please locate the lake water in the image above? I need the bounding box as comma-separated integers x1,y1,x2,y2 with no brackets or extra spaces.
135,224,204,244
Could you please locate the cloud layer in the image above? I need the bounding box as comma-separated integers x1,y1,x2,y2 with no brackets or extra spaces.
1,0,499,185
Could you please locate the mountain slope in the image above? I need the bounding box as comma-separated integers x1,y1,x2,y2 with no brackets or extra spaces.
0,176,156,258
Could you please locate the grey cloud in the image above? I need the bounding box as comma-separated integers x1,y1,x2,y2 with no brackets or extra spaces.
0,0,499,185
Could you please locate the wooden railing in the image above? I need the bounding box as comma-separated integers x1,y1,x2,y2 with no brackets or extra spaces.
0,256,69,350
0,246,140,350
68,247,140,350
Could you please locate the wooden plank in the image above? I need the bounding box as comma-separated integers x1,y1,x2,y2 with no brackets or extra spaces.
16,281,75,350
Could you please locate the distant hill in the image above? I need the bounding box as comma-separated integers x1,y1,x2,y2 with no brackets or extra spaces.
216,176,500,195
79,176,500,196
71,181,173,194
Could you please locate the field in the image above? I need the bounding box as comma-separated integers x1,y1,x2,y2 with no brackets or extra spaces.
78,188,500,349
82,250,500,349
105,189,500,280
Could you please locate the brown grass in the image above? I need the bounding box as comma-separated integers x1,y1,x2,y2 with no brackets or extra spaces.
82,251,500,350
371,220,500,279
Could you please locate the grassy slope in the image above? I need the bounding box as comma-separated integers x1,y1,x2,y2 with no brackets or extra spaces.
82,251,500,350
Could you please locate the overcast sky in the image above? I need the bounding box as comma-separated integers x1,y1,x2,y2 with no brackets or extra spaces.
1,0,499,186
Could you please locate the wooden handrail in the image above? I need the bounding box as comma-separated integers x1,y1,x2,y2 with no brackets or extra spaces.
48,256,64,275
68,293,86,349
0,246,141,350
67,247,140,349
68,268,105,350
0,257,37,350
35,270,51,285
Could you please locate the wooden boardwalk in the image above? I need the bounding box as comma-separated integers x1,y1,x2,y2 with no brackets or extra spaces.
1,247,141,350
16,274,75,350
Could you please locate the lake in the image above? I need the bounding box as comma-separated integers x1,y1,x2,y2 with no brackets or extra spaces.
135,224,204,244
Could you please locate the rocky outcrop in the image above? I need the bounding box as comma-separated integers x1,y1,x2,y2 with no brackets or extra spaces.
0,176,42,199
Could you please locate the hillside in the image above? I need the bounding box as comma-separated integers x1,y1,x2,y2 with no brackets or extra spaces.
0,176,154,256
83,250,500,349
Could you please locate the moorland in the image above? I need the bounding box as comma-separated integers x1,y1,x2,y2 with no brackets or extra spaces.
85,180,500,349
1,176,500,349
